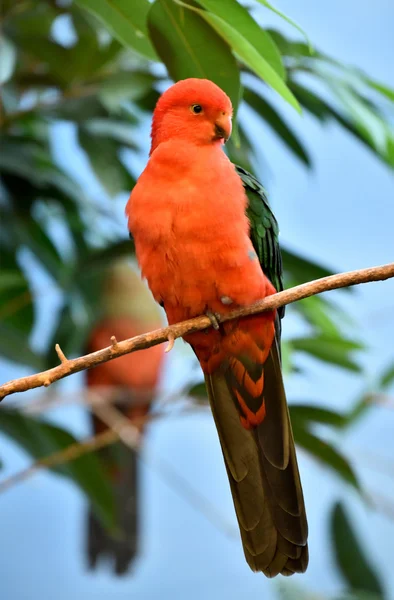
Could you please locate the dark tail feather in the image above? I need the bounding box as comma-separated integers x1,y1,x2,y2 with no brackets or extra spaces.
86,413,140,575
204,341,308,577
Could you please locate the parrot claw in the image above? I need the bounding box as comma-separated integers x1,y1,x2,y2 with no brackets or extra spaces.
165,334,175,353
221,295,233,305
206,310,220,330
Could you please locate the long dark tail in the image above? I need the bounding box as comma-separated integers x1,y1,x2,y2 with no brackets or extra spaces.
204,341,308,577
86,407,140,575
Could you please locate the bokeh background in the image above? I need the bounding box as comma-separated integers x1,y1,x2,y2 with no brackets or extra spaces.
1,0,393,599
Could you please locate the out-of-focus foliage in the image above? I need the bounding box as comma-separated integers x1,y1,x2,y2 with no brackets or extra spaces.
0,0,393,593
0,407,116,529
330,502,384,598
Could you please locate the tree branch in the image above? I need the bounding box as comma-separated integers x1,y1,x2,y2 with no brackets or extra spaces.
0,262,393,401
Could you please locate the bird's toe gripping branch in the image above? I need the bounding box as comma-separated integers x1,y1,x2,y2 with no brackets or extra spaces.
205,310,221,330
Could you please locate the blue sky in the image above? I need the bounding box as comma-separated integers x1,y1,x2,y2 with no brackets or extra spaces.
1,1,394,599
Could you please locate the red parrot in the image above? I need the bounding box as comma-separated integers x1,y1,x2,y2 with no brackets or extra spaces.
85,260,164,574
126,79,308,577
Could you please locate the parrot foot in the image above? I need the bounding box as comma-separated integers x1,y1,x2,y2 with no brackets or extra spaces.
220,295,233,305
205,310,220,330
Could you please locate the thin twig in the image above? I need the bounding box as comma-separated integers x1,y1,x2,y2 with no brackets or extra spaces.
0,429,118,494
1,263,393,401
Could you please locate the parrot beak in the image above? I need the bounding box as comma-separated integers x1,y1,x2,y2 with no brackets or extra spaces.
214,114,232,142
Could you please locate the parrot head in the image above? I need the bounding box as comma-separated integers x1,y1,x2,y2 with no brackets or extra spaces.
150,78,233,153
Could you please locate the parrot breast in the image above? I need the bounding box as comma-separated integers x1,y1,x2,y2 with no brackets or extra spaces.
127,140,274,325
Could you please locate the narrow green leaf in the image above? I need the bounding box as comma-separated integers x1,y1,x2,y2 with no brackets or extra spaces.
148,0,241,115
188,382,208,397
336,593,384,600
0,245,34,335
83,119,138,148
78,129,135,196
194,0,285,79
331,502,384,596
0,323,42,369
294,296,344,338
226,124,255,173
282,248,336,284
44,298,91,368
364,77,394,102
15,217,65,282
290,404,346,428
293,425,360,489
172,1,300,112
244,87,310,164
74,239,135,301
290,81,394,169
291,334,362,372
0,408,115,530
99,71,157,112
380,362,394,389
255,1,312,53
344,395,372,428
75,0,157,60
289,81,331,121
0,36,16,85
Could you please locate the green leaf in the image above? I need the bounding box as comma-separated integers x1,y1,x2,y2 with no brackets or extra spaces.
282,248,336,284
335,593,384,600
43,96,107,122
194,0,285,79
290,404,346,428
82,119,139,148
289,81,331,121
291,334,362,372
188,382,208,397
255,1,312,52
0,408,115,531
290,81,394,169
14,217,65,283
78,129,135,196
294,295,345,338
364,77,394,102
171,0,300,112
226,124,255,173
331,86,389,156
293,425,360,489
243,87,310,164
0,323,42,369
148,0,241,114
44,297,91,368
380,362,394,389
99,71,157,112
0,36,16,85
0,245,34,335
75,0,157,60
348,397,371,426
331,502,384,596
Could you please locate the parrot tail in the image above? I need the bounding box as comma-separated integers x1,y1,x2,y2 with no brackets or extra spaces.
204,340,308,577
86,404,142,575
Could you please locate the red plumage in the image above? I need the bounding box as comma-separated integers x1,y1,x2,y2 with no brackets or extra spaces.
126,79,308,576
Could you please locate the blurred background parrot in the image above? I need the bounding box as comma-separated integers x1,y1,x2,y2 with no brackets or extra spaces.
85,260,165,574
126,78,308,577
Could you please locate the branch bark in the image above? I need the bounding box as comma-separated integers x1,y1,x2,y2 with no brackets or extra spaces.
0,262,393,401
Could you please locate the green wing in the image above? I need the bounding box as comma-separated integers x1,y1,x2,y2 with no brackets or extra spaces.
235,165,284,321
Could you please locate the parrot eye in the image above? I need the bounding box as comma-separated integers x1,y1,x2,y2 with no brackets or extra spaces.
191,104,203,114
